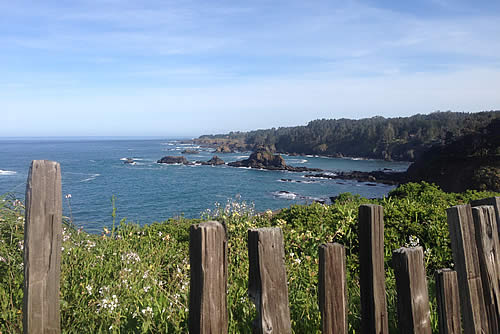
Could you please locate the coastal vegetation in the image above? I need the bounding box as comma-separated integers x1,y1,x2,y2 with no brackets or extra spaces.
1,183,499,333
194,112,500,193
196,111,499,161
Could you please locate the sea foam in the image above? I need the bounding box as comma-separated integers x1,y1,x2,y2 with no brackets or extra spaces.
0,169,16,176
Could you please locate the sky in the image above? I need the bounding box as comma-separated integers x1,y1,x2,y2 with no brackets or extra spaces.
1,0,500,137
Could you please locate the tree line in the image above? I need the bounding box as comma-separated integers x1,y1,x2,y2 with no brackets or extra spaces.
199,111,500,161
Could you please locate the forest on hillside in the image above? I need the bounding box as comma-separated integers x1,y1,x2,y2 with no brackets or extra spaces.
199,111,500,161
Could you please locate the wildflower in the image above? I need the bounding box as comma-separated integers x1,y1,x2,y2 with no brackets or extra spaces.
86,285,93,295
143,286,151,293
121,252,140,264
86,240,96,250
97,294,119,313
294,258,301,264
0,256,6,263
406,235,420,248
141,306,153,315
62,233,71,242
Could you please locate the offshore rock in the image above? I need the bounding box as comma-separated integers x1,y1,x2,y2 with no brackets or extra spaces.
229,150,322,172
305,170,407,185
199,156,225,166
181,149,199,154
157,156,189,164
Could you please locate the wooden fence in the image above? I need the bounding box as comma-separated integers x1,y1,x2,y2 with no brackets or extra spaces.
21,160,500,333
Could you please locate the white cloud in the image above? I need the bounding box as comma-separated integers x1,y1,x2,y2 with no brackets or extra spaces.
0,0,499,136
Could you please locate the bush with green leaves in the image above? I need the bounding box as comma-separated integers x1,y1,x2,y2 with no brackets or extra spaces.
0,182,498,333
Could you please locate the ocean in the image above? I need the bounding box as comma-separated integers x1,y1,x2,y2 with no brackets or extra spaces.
0,138,410,232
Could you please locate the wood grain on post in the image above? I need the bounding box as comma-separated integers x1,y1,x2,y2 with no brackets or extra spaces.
471,206,500,333
392,247,431,334
189,221,228,333
319,243,347,334
435,269,461,334
358,204,389,334
446,205,490,334
23,160,62,334
471,197,500,240
248,227,292,334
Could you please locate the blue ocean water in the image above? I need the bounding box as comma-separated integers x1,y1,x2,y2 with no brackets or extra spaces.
0,138,410,232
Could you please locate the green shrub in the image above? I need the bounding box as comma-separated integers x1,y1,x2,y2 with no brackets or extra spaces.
0,183,498,333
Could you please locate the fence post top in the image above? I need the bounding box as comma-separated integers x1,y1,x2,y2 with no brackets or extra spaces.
446,203,470,211
359,204,382,209
192,221,223,229
393,246,423,255
319,242,344,250
248,227,282,233
30,159,60,167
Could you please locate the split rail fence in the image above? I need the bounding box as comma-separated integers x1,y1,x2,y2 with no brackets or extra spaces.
20,160,500,333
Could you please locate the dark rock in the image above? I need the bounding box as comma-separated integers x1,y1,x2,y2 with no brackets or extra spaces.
229,150,286,169
181,150,199,154
215,145,234,153
157,156,189,164
305,170,407,185
228,149,322,172
200,156,225,166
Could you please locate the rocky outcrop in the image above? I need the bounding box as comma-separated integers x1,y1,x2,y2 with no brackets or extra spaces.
215,145,234,153
198,156,225,166
304,171,407,185
229,150,321,172
157,156,189,164
181,150,199,154
406,119,500,192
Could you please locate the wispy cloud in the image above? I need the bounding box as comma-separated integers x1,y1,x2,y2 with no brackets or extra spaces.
1,0,499,136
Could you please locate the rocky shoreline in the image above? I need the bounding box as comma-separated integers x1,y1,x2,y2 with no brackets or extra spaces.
157,150,406,186
304,170,408,185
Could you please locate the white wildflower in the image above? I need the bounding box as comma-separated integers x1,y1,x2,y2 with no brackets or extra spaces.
121,252,140,264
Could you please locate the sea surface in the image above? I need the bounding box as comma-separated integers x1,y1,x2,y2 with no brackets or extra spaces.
0,138,410,232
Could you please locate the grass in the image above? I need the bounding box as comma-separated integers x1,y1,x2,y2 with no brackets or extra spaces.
0,182,498,333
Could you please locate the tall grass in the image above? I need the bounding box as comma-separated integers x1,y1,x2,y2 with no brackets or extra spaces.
0,183,498,333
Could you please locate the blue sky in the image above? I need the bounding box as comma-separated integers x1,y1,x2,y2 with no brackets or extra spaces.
1,0,500,137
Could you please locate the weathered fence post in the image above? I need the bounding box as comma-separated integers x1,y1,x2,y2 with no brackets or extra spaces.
319,243,347,334
189,221,228,333
471,197,500,239
435,269,461,334
248,227,292,334
23,160,62,334
392,247,431,334
446,205,490,334
471,206,500,332
358,204,389,334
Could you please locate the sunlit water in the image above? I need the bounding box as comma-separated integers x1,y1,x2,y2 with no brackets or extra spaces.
0,138,410,232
